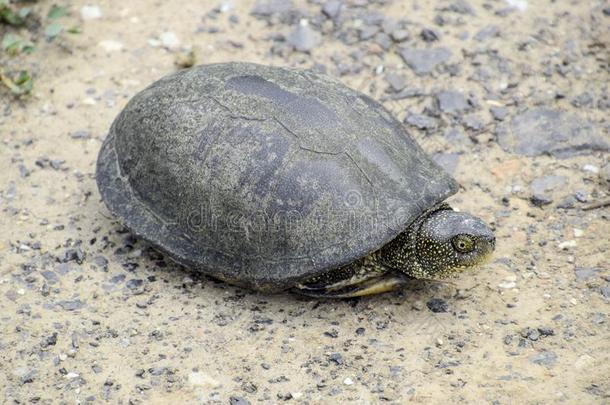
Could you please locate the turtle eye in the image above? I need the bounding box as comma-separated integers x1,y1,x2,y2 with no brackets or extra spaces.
452,235,475,253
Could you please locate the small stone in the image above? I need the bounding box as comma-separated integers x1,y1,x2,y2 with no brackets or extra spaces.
574,267,599,280
322,0,342,19
398,47,452,75
462,114,485,131
420,28,440,42
404,114,438,130
287,19,321,52
328,353,343,365
251,0,294,16
558,240,577,249
230,397,251,405
432,153,460,174
530,175,566,198
343,377,354,385
529,350,557,366
80,5,102,20
497,108,610,158
490,106,508,121
384,73,406,92
160,31,180,50
474,25,499,41
426,298,449,313
391,29,410,42
57,299,85,311
498,280,516,289
436,90,469,115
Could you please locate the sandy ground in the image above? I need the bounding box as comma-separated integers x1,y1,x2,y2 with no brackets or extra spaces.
1,0,609,403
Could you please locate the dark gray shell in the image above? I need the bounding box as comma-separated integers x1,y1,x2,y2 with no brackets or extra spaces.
96,62,458,291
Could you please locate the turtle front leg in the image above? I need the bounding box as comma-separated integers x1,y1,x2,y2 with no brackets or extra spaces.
291,253,409,298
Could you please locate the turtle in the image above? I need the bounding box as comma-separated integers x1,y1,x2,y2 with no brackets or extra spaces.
96,62,495,298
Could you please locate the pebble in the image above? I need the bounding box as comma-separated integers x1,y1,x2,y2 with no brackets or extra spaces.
436,90,469,115
343,377,354,385
287,19,320,52
432,153,460,174
322,0,342,19
574,267,599,280
160,31,180,50
230,397,251,405
498,280,516,289
251,0,294,16
384,73,406,92
98,40,123,52
529,350,557,366
398,47,452,75
404,114,438,130
474,25,499,41
426,298,449,313
490,106,508,121
420,28,440,42
80,5,102,20
497,108,610,158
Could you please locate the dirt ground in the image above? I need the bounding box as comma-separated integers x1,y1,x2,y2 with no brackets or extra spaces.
1,0,609,403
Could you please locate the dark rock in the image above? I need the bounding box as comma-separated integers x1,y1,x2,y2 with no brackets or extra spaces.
398,47,452,75
62,248,85,264
321,0,342,19
432,153,460,174
230,397,251,405
328,353,343,365
126,279,144,289
436,90,469,115
474,25,499,41
287,21,320,52
420,28,440,42
530,194,553,207
404,114,438,130
426,298,449,313
537,327,555,336
529,350,557,366
497,108,610,158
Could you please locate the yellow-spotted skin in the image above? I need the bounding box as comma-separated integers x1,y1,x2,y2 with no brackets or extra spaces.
294,204,495,298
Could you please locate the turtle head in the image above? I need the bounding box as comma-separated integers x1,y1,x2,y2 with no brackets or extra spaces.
377,206,495,279
404,208,495,279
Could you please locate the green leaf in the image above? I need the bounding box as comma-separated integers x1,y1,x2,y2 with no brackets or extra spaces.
2,33,20,53
1,70,33,96
47,4,68,19
67,26,81,34
45,22,63,39
1,33,34,55
0,6,26,26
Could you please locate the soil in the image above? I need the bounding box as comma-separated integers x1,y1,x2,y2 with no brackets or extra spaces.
1,0,608,403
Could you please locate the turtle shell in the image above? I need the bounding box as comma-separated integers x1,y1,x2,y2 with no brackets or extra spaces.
96,62,458,291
